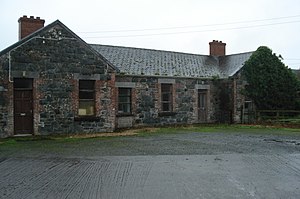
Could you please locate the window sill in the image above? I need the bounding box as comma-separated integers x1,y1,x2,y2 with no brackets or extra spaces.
74,116,100,122
117,113,134,117
158,112,177,117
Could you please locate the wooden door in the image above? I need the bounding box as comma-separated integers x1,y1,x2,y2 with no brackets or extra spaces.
198,90,207,122
14,79,33,135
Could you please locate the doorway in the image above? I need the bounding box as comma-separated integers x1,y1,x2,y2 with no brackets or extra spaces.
242,101,255,124
198,90,207,123
13,78,33,135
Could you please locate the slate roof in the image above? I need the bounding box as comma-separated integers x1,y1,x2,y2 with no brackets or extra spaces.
219,52,253,77
0,20,117,72
91,44,252,78
0,17,252,78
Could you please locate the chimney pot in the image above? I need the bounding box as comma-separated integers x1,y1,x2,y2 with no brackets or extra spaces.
18,15,45,40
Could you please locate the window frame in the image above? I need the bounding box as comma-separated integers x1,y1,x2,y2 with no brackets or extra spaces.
118,88,132,115
78,80,95,116
161,84,173,112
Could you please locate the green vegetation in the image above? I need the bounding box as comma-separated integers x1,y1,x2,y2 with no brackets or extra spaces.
0,125,298,158
0,125,299,150
131,124,300,137
243,46,300,110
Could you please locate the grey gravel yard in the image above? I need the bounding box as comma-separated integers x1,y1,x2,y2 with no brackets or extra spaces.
0,126,300,198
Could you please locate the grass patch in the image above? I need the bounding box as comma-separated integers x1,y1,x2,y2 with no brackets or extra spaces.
0,124,299,147
0,131,138,148
0,124,299,158
194,124,300,135
134,124,300,137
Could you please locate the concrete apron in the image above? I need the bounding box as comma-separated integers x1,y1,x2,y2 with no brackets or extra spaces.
0,153,299,199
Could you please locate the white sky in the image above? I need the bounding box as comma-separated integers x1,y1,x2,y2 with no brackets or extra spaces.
1,0,300,69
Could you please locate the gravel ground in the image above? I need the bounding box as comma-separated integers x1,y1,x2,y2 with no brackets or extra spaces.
0,129,300,198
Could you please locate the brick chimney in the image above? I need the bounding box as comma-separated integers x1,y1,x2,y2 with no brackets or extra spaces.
18,15,45,40
209,40,226,56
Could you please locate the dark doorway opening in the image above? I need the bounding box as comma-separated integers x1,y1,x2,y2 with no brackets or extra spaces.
198,90,207,123
13,78,33,135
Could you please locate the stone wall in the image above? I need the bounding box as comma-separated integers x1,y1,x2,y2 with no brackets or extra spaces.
0,71,8,137
0,56,11,138
0,23,245,137
115,76,223,128
0,24,116,137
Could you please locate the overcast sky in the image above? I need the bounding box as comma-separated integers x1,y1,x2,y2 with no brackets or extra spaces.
1,0,300,69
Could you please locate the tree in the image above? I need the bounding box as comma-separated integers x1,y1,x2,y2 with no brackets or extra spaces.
243,46,300,110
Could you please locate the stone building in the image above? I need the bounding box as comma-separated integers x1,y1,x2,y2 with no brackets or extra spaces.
0,16,252,137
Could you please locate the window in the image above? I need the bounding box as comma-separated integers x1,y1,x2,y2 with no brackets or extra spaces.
118,88,131,114
161,84,173,112
78,80,95,116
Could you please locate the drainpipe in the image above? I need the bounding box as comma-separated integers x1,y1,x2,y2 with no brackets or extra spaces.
8,51,13,82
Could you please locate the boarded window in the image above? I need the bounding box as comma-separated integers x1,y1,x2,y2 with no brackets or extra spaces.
161,84,172,112
118,88,131,113
78,80,95,116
